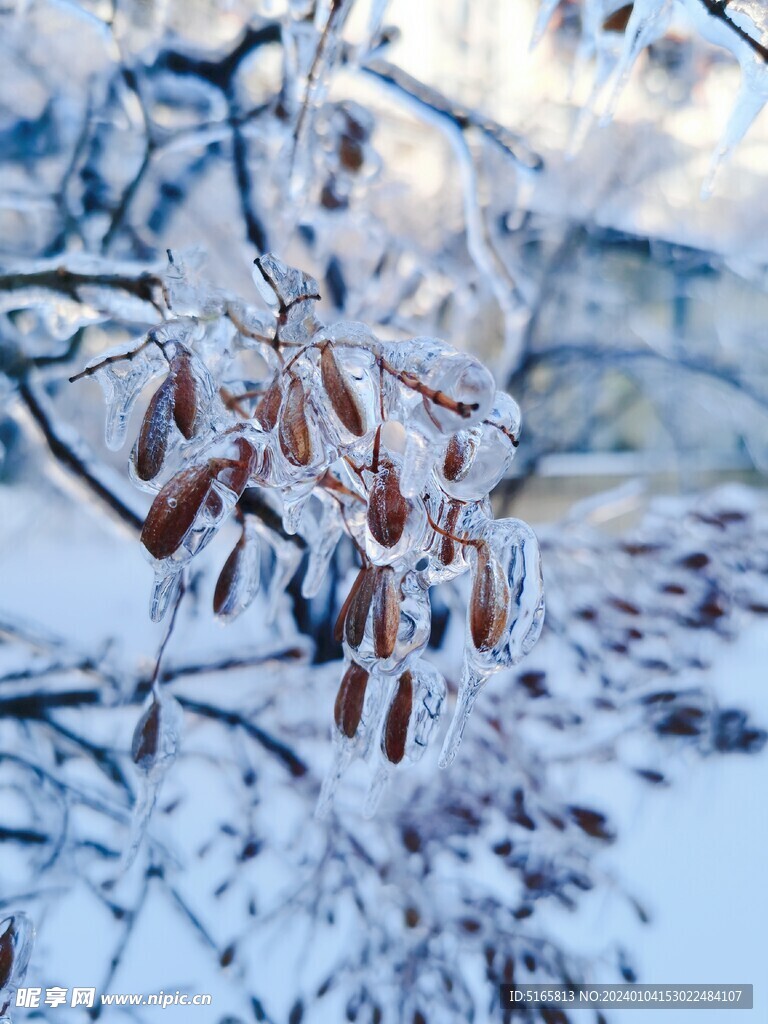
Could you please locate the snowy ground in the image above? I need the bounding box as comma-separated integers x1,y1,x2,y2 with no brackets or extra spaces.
2,466,766,1023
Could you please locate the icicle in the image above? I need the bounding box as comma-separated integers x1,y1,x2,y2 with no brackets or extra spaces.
302,499,343,599
363,763,390,818
702,61,768,199
399,430,437,499
149,567,182,624
316,741,357,820
439,661,486,769
600,0,672,125
530,0,562,50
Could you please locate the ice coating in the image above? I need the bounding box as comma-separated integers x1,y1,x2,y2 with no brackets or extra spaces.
79,252,544,815
118,687,183,874
363,661,447,817
440,515,545,769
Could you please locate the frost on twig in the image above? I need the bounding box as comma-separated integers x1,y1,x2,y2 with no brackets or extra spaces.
73,251,545,813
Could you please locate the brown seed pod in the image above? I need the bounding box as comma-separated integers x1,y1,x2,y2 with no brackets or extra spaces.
334,567,367,643
132,697,161,769
279,376,313,466
141,464,213,560
344,566,377,650
383,671,413,764
469,543,511,652
367,465,409,548
135,379,174,481
213,533,248,618
372,566,400,659
254,379,283,431
320,343,366,437
169,351,198,439
334,662,370,738
442,432,476,482
603,3,633,32
438,500,463,567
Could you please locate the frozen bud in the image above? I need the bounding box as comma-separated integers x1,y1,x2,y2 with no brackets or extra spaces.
438,500,463,567
320,343,366,437
334,567,366,643
367,464,409,548
131,691,182,773
383,671,413,764
169,350,198,439
0,913,33,994
279,376,313,467
439,393,520,500
339,133,364,172
213,523,261,620
334,662,370,738
442,431,478,482
344,566,377,650
254,379,282,431
372,567,400,659
132,696,161,769
469,543,510,652
135,377,174,481
141,464,214,560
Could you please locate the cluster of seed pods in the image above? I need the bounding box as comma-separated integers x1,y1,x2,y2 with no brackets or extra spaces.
76,253,544,812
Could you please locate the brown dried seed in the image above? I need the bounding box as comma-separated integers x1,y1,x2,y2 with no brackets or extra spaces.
334,567,367,643
136,379,174,481
442,433,476,482
372,567,400,659
132,698,161,768
438,500,462,566
344,566,377,650
383,671,413,764
470,543,511,652
141,464,213,560
0,919,14,990
170,351,198,439
367,465,409,548
603,3,633,32
254,379,283,431
279,376,313,466
334,662,369,738
213,533,247,617
320,343,366,436
339,134,365,172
